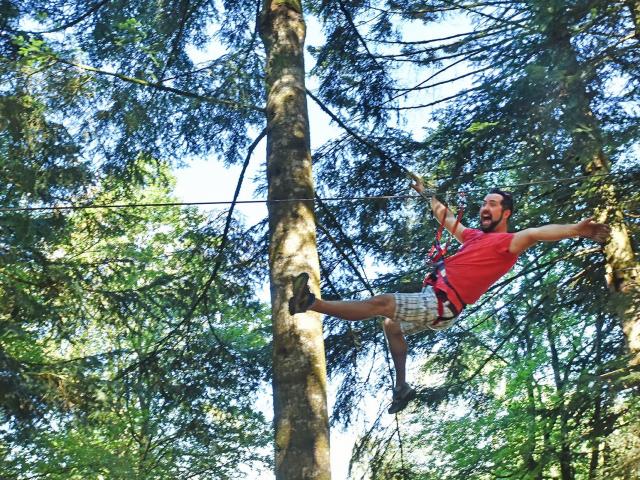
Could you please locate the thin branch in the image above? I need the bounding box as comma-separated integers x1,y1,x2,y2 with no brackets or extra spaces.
170,126,268,335
57,58,265,113
365,24,509,46
337,0,385,71
306,88,412,176
438,0,533,32
376,51,484,109
374,43,490,62
381,84,484,110
390,65,492,94
15,0,109,34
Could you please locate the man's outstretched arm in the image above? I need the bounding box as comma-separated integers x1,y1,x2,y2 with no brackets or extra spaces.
409,175,466,243
509,217,610,255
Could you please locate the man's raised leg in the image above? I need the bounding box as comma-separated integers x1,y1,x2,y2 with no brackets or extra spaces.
312,295,416,414
309,294,396,321
288,273,416,413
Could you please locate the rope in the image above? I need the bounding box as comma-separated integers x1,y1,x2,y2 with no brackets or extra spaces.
0,194,417,213
0,171,630,213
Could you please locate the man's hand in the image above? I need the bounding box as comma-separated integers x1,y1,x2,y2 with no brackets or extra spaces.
575,217,611,243
408,173,437,200
408,173,425,195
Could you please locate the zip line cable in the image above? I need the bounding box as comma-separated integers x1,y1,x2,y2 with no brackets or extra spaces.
0,171,633,213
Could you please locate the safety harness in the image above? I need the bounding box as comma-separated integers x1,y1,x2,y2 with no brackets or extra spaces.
421,192,467,322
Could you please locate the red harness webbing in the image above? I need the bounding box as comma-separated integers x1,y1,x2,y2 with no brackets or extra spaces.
423,193,466,284
422,192,467,320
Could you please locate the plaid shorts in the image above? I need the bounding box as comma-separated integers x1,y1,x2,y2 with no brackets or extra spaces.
392,287,458,335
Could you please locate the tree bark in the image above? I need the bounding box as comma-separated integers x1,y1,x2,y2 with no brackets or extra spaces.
572,107,640,368
259,1,331,479
522,323,543,479
544,315,575,480
549,17,640,366
588,315,604,480
627,0,640,38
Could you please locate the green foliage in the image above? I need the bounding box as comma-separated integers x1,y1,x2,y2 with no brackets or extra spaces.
0,169,272,477
0,158,271,477
1,12,272,475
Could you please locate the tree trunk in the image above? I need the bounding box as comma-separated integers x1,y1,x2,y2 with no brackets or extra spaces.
588,315,604,480
259,1,331,479
522,324,544,480
572,103,640,368
544,315,575,480
549,18,640,365
627,0,640,38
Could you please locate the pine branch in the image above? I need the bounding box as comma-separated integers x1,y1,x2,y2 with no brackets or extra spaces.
381,84,483,110
156,0,262,84
158,0,203,81
317,222,375,295
56,58,265,113
306,88,411,176
374,43,490,61
359,1,527,25
599,363,640,387
365,24,509,46
12,0,109,34
337,0,385,71
113,128,267,381
446,294,545,390
376,52,485,109
438,0,533,31
316,197,375,295
390,65,492,94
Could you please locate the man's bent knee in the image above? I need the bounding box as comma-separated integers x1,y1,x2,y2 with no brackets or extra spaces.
370,294,396,319
383,318,407,350
383,316,404,337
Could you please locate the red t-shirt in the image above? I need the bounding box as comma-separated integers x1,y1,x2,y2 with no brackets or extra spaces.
434,228,519,311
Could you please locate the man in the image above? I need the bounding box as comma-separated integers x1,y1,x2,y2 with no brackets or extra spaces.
288,177,611,414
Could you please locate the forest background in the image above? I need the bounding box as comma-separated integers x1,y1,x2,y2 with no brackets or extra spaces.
1,1,639,479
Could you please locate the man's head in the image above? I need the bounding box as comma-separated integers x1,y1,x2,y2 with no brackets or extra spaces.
479,189,513,233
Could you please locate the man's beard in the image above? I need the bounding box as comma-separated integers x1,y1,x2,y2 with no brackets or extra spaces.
480,211,504,233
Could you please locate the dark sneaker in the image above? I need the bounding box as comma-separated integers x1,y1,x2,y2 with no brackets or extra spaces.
387,383,416,414
288,273,316,315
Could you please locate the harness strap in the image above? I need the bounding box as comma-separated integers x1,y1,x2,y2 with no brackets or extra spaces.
418,189,468,323
427,192,466,264
439,271,466,315
423,265,466,316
